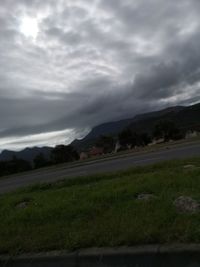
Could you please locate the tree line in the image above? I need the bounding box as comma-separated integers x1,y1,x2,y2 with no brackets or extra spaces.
0,145,79,177
0,119,186,177
95,119,185,153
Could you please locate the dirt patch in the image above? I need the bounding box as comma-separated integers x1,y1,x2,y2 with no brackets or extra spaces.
174,196,200,213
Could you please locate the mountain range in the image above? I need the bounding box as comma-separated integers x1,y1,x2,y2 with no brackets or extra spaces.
0,147,52,163
0,102,199,161
71,103,200,151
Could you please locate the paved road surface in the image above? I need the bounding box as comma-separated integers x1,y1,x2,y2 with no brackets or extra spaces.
0,143,200,194
3,245,200,267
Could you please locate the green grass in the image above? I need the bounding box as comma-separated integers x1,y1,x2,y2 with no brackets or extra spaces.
1,157,200,255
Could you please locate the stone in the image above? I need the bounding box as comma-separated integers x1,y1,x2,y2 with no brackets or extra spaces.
16,202,28,209
184,165,195,169
16,199,31,209
174,196,199,213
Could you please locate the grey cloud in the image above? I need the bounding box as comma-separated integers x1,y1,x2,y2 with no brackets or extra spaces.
0,0,200,150
133,62,182,100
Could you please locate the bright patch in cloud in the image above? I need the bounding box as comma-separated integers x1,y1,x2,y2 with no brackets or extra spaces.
20,16,39,40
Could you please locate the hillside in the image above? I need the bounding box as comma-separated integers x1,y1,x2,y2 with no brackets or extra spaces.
71,103,200,151
129,103,200,133
71,118,137,151
1,103,199,159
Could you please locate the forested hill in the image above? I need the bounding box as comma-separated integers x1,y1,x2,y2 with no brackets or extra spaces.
71,103,200,151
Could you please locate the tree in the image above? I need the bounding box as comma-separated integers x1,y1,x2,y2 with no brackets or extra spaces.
34,153,48,169
0,157,32,177
8,157,32,174
51,145,79,164
138,133,152,146
118,128,133,147
118,128,152,149
95,135,115,154
153,120,183,142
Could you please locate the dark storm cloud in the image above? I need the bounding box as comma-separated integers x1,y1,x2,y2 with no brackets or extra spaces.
133,62,181,100
0,0,200,149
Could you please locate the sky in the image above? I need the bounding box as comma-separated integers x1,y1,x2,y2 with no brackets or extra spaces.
0,0,200,151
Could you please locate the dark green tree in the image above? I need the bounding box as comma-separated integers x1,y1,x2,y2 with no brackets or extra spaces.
118,128,152,149
153,120,183,142
95,135,115,153
138,133,152,146
8,157,32,173
34,153,48,169
0,158,32,177
118,128,133,147
51,145,79,164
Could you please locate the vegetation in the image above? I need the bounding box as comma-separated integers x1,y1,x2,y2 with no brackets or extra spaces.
51,145,79,164
153,120,184,142
0,145,79,177
1,103,199,177
0,157,31,177
33,153,50,169
95,135,115,153
0,119,195,178
71,103,200,152
0,157,200,254
118,128,152,149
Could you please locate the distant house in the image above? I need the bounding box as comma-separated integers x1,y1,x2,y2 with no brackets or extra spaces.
80,152,88,161
89,147,104,157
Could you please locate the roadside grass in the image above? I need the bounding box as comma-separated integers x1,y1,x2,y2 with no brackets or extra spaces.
0,157,200,255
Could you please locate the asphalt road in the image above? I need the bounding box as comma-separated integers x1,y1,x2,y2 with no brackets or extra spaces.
3,245,200,267
0,142,200,194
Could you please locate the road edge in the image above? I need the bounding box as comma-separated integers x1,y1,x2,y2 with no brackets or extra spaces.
1,244,200,266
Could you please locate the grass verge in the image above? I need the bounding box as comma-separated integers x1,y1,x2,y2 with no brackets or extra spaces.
0,157,200,255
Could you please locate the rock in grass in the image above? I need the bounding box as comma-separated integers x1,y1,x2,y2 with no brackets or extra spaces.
15,198,32,209
16,202,29,209
174,196,199,213
184,165,196,169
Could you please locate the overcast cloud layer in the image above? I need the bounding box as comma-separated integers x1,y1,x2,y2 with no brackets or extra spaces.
0,0,200,150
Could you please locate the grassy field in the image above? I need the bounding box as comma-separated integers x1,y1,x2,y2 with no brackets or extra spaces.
0,157,200,255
